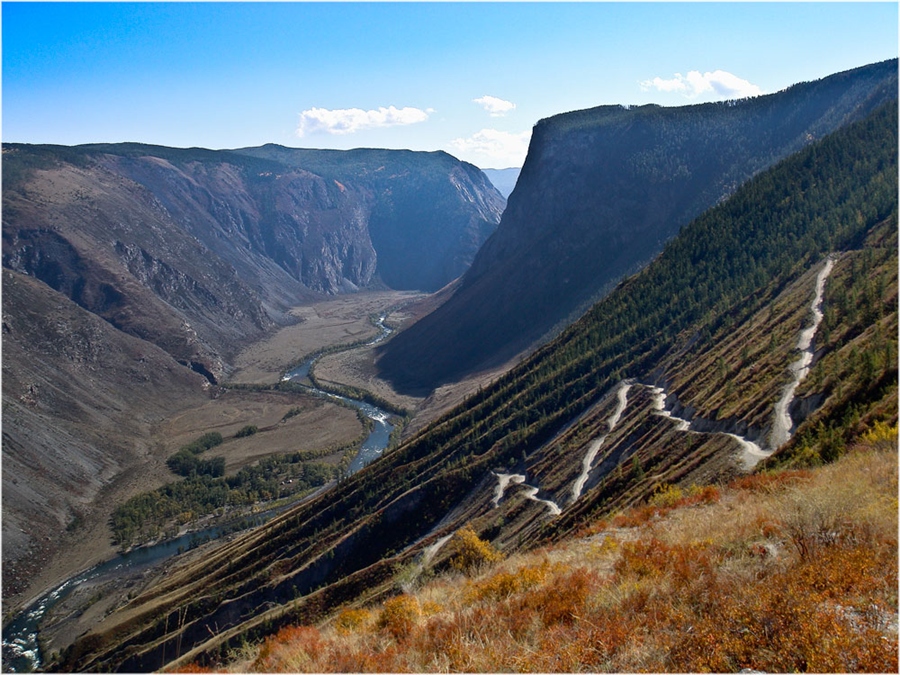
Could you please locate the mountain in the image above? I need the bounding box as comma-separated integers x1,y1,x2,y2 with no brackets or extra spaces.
1,268,210,599
3,144,504,377
233,146,506,293
58,98,897,673
481,167,521,199
1,144,503,605
376,59,898,394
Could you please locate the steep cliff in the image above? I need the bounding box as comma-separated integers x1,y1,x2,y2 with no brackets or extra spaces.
231,146,506,292
376,59,898,393
3,144,505,377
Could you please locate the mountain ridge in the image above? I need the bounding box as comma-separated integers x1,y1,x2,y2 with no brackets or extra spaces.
376,58,898,394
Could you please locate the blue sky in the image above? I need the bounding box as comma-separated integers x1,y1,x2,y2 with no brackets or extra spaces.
3,2,897,168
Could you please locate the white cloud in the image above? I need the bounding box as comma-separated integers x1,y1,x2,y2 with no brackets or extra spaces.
296,105,432,136
640,70,763,100
473,95,516,117
449,128,531,167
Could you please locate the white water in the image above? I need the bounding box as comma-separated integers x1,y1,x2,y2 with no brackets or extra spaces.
492,472,561,516
571,383,631,502
768,258,834,451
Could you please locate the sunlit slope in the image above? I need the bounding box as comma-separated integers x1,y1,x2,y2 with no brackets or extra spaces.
62,101,897,673
231,433,898,673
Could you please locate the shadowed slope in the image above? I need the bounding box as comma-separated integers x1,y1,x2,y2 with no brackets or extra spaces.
377,59,898,394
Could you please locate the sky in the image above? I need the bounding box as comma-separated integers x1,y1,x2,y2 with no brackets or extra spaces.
3,2,897,169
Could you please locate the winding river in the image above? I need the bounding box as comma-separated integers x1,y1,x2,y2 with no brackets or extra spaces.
2,316,397,673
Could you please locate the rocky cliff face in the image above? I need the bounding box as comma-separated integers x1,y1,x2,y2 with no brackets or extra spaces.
1,144,503,605
233,146,506,293
376,59,898,394
3,144,505,377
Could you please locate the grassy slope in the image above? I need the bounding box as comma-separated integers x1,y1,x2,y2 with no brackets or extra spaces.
210,429,898,673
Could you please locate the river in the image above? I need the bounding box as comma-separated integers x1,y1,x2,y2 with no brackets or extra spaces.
2,315,397,673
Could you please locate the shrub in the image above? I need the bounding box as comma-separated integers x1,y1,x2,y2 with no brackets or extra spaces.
377,594,421,642
333,607,372,634
447,526,504,576
776,474,872,559
252,626,326,672
170,663,215,673
861,420,898,448
515,566,596,627
665,543,898,673
649,483,684,507
465,562,552,603
650,483,721,508
235,425,259,438
729,469,813,493
182,432,224,454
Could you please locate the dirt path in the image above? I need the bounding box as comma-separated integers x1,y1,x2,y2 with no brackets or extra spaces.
572,382,632,502
769,257,835,449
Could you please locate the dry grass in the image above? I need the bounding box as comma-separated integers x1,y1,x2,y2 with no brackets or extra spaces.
197,430,898,674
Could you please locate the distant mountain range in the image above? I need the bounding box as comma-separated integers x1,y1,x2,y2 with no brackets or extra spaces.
376,59,899,394
481,167,521,198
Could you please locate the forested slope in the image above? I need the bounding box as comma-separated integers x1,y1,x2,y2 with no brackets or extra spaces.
377,59,898,393
61,101,897,673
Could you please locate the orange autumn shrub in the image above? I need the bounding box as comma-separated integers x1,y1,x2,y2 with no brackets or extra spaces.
252,626,326,672
170,663,217,673
729,468,813,492
515,566,597,627
664,542,897,673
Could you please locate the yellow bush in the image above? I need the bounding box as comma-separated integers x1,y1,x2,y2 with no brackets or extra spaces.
333,607,372,635
861,420,898,447
448,526,504,576
465,562,552,603
377,594,421,642
650,483,683,507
